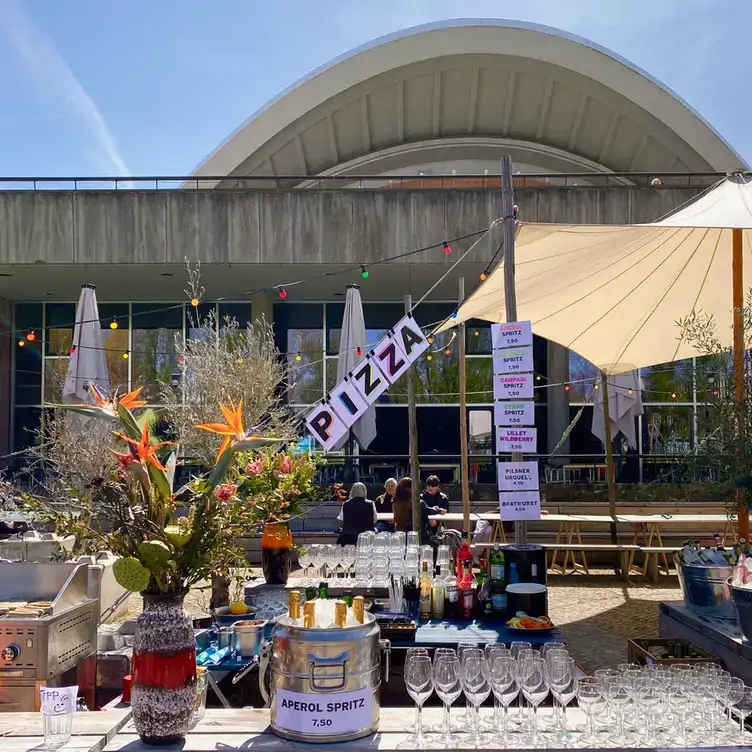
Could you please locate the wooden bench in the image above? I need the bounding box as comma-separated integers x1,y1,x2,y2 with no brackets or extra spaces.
637,545,680,583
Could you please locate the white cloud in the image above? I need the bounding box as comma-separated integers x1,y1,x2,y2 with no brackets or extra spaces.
0,0,131,177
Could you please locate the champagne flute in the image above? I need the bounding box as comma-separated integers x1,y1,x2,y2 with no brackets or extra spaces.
404,655,433,750
433,655,462,746
548,656,575,739
404,649,429,733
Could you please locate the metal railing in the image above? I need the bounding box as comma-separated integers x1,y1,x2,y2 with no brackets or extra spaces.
0,171,733,192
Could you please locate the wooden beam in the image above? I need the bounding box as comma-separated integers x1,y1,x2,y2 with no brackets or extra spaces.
458,277,470,541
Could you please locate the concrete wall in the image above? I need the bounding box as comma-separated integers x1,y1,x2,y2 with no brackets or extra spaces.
0,187,702,266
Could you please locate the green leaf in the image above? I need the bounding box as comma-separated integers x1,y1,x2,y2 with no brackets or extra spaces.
117,402,143,441
55,404,115,420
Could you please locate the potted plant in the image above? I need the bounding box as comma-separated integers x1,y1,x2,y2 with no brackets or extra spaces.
29,386,281,746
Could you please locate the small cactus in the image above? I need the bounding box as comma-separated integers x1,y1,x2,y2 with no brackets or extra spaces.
113,556,151,592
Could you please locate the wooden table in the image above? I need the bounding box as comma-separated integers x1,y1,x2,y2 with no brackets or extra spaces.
1,708,130,752
101,706,752,750
562,463,608,483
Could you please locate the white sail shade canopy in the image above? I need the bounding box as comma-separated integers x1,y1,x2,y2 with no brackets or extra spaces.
438,177,752,373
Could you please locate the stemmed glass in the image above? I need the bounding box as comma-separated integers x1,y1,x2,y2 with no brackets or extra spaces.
735,687,752,744
605,676,633,747
723,678,746,740
548,656,576,743
488,655,519,746
543,648,569,729
310,544,325,580
666,680,692,748
462,655,491,748
404,655,433,749
576,677,605,747
518,656,549,746
404,648,428,733
510,641,532,729
327,545,341,580
341,544,356,578
433,655,462,747
635,676,662,747
456,643,479,729
297,548,311,584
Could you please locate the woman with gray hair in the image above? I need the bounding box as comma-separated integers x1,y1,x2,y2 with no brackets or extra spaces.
336,482,377,545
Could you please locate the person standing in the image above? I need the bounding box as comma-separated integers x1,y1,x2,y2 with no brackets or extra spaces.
420,475,449,543
374,478,397,532
337,482,377,545
392,477,413,533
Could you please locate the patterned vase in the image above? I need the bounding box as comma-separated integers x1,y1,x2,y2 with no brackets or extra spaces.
131,591,196,745
261,522,292,585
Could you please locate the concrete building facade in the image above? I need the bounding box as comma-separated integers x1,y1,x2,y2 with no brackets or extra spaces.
0,20,746,483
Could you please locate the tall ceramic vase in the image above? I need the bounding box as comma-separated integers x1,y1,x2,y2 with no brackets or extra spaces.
261,522,292,585
131,591,197,745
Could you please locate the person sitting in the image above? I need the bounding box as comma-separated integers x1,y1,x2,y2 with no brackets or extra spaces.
374,478,397,532
391,477,413,533
420,475,449,543
336,482,377,545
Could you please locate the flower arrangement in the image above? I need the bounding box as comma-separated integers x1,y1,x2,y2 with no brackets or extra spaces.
27,385,283,594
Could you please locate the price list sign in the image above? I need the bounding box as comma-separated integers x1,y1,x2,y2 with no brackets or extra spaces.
491,321,541,521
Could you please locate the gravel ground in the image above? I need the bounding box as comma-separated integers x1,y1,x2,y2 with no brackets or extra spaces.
116,568,682,674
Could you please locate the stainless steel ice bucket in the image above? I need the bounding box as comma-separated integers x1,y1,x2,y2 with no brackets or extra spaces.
266,613,389,743
675,557,734,616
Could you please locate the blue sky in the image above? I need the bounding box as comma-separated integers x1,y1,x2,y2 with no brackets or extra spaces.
0,0,748,177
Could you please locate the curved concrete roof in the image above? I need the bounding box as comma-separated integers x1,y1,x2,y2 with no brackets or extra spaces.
194,19,745,184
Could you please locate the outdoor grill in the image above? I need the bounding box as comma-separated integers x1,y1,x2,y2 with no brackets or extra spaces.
0,563,99,712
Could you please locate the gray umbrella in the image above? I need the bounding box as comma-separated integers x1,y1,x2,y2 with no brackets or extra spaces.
63,284,110,403
336,284,376,449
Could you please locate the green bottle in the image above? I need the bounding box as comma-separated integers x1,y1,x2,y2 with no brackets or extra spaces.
318,581,329,600
305,586,317,602
342,592,354,608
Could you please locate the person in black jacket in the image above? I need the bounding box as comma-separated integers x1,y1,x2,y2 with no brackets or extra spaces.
374,478,397,532
337,482,377,545
419,475,449,543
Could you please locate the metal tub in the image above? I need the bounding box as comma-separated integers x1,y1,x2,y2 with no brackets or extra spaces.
266,613,389,743
675,557,734,616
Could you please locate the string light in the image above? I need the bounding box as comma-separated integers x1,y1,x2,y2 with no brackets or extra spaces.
564,385,571,391
536,375,542,381
356,347,362,357
360,266,369,279
17,340,24,347
178,356,185,364
671,392,677,399
69,346,76,355
451,312,457,319
628,388,633,395
26,331,35,342
593,383,599,390
445,347,451,355
295,352,302,362
109,319,118,330
278,287,287,299
480,272,488,281
443,241,451,255
427,336,434,344
190,298,200,308
713,389,720,397
473,330,479,337
427,354,433,361
122,352,129,360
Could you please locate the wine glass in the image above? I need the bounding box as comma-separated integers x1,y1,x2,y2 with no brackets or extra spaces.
462,656,491,748
327,544,340,580
518,656,548,746
548,656,575,739
297,548,311,584
723,678,746,739
604,676,633,747
404,649,429,733
456,643,480,729
404,655,433,749
341,544,356,578
576,677,605,747
544,648,569,729
595,668,621,724
433,655,462,746
666,680,692,748
488,655,518,746
634,676,662,747
734,687,752,745
310,544,325,579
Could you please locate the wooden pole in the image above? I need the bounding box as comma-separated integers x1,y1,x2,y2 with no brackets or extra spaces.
501,155,525,544
600,371,620,574
733,226,750,544
458,278,471,542
405,294,421,543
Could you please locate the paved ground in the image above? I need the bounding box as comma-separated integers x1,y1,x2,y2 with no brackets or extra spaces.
116,569,682,675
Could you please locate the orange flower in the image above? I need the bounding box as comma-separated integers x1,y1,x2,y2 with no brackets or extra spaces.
113,424,175,471
70,383,148,417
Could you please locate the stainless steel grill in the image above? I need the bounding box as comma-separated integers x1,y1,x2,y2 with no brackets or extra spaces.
0,563,99,712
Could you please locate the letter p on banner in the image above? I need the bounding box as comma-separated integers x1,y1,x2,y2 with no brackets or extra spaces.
305,402,349,451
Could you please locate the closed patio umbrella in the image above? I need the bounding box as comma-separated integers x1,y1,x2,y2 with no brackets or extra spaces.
591,371,643,450
63,284,110,403
336,284,377,451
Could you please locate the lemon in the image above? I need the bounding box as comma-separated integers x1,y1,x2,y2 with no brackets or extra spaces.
229,601,249,615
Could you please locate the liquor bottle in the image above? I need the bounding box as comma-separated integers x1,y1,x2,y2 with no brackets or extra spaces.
476,571,492,621
489,546,507,619
419,561,433,619
334,601,348,627
342,592,354,608
445,579,459,618
489,545,505,582
305,586,317,602
289,590,301,620
318,581,329,600
456,540,473,589
432,567,447,619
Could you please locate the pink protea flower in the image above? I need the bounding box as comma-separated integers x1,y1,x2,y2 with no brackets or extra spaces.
279,455,293,474
246,457,264,476
213,483,235,502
